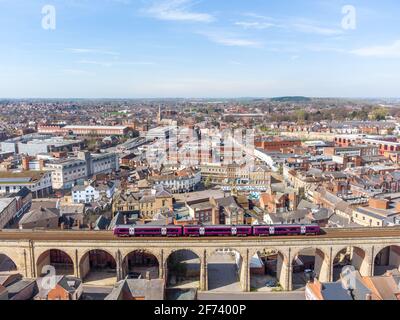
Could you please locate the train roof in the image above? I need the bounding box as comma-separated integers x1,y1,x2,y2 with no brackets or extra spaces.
254,224,320,227
184,225,251,228
115,225,180,228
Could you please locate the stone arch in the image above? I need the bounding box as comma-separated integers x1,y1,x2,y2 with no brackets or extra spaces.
332,246,369,281
291,247,330,290
35,249,75,277
79,249,117,285
373,245,400,276
166,249,200,289
249,247,289,292
122,249,160,280
0,252,18,272
207,248,244,292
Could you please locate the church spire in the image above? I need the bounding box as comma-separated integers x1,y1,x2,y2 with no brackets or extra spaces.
157,104,162,124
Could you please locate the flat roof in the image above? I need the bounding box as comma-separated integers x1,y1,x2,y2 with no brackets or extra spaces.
64,125,128,130
0,171,47,182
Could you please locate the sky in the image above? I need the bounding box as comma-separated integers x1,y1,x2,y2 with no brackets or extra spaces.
0,0,400,98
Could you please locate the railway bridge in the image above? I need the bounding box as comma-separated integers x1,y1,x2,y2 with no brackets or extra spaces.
1,227,400,292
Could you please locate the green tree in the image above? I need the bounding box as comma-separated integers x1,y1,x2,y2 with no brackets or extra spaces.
371,107,389,121
204,176,212,189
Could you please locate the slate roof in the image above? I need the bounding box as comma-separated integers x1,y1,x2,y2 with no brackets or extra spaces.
108,212,125,230
94,215,110,230
19,206,59,224
105,279,164,300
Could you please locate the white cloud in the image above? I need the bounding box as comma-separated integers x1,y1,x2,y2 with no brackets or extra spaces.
350,40,400,58
77,60,114,67
144,0,214,23
234,21,276,30
292,23,343,36
77,60,156,67
198,31,262,48
237,14,343,37
67,48,120,56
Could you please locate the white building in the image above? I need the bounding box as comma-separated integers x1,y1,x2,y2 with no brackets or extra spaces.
46,159,87,190
72,181,115,204
46,152,119,190
149,169,201,194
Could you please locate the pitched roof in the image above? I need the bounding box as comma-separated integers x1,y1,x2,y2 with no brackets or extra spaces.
105,279,164,300
19,206,59,224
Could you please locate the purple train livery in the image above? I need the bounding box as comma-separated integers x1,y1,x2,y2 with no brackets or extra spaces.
113,225,183,237
183,225,253,237
252,224,320,236
113,224,320,237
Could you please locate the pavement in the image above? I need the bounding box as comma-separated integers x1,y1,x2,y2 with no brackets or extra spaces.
83,271,117,286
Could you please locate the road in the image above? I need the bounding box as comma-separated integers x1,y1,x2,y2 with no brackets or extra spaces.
1,226,400,241
208,253,242,292
198,291,305,300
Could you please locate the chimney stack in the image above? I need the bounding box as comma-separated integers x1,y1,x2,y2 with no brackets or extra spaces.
22,156,31,171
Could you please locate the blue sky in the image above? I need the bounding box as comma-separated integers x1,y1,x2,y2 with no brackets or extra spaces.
0,0,400,98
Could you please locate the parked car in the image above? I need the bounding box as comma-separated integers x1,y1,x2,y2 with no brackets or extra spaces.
265,279,278,287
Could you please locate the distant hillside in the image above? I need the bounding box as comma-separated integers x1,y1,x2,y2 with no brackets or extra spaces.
270,96,312,102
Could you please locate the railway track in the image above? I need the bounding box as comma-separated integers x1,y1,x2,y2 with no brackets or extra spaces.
0,227,400,241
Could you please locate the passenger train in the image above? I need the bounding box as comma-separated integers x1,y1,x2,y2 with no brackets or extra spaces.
113,224,321,237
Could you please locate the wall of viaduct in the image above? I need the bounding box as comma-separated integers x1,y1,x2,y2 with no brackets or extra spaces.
1,234,400,292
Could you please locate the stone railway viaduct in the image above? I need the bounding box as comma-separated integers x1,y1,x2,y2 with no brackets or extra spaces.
1,227,400,291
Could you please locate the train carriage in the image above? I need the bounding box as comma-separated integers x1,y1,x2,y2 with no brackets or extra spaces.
114,225,182,237
253,224,320,236
183,225,252,237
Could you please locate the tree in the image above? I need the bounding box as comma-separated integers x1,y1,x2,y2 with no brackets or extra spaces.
204,176,212,189
370,107,389,121
295,110,309,123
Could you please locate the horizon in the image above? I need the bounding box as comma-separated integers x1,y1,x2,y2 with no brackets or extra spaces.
1,96,400,101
